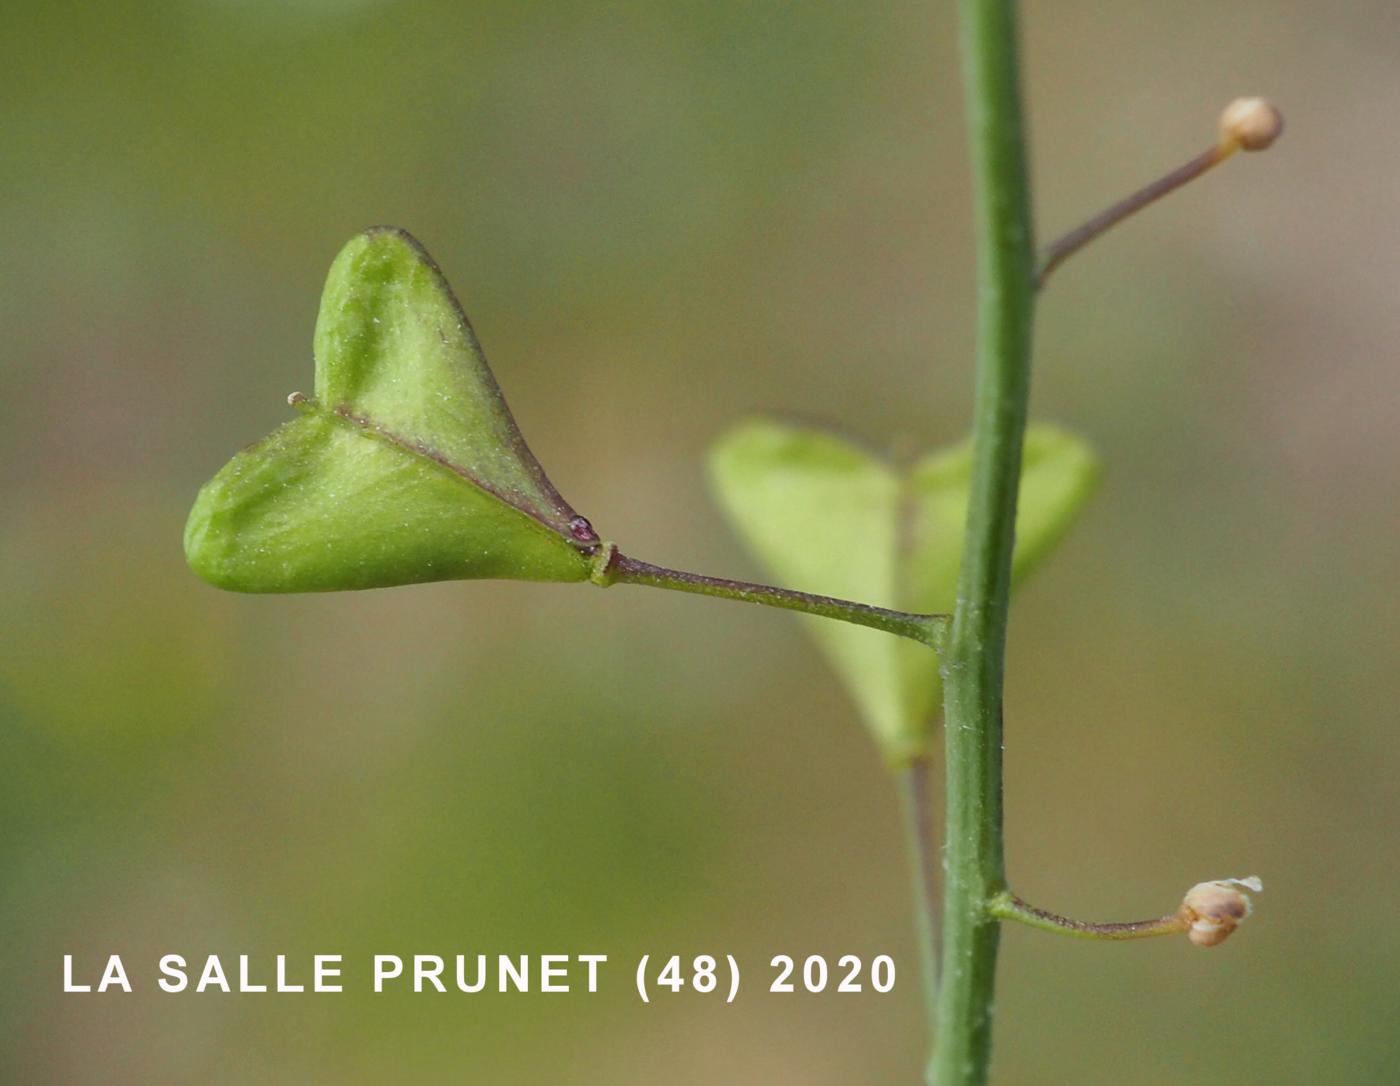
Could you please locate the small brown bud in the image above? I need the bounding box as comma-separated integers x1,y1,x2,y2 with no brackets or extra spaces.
1218,98,1283,152
1179,876,1261,947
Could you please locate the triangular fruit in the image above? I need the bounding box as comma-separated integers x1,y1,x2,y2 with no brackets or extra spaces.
185,227,599,592
709,418,1099,761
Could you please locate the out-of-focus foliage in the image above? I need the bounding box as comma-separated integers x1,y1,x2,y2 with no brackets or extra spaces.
3,1,1398,1083
709,419,1098,761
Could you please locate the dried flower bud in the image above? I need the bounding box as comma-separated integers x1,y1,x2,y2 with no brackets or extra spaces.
1178,876,1262,947
1218,98,1283,152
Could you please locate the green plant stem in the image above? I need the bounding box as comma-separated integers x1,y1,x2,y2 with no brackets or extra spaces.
598,550,947,648
988,892,1186,940
932,1,1037,1084
900,755,942,1037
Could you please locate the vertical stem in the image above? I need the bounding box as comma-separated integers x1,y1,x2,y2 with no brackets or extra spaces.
899,755,941,1041
932,1,1036,1084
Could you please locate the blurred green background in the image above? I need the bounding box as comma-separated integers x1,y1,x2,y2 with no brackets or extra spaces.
3,1,1397,1082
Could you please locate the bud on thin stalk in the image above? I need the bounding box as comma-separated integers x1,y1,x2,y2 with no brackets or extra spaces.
989,876,1262,947
1037,98,1284,286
